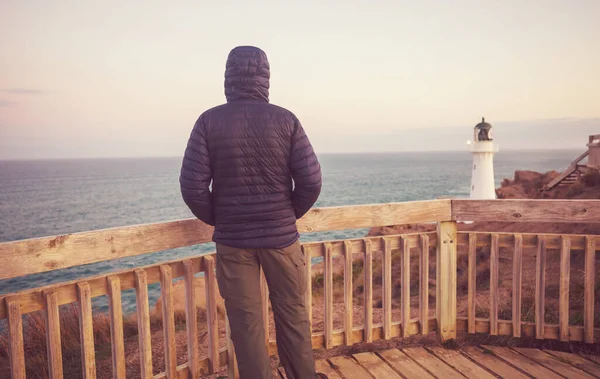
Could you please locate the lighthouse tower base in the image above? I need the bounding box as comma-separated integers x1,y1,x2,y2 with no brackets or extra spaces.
468,141,499,200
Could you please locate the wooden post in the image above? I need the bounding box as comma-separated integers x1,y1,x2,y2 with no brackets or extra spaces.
512,235,523,338
436,221,457,342
260,267,269,350
467,233,477,334
182,260,199,379
134,269,153,379
363,238,373,343
6,298,25,379
45,290,64,379
77,282,97,379
159,265,177,379
559,236,571,341
226,316,239,379
343,241,354,345
535,236,546,339
419,235,430,335
401,236,411,338
584,236,596,344
303,245,312,335
490,233,499,336
383,238,392,340
204,256,220,373
107,276,126,379
324,242,334,349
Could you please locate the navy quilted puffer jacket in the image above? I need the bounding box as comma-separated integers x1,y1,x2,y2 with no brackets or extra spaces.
180,46,322,249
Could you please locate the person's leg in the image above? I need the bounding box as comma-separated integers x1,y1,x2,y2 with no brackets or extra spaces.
259,240,316,379
215,243,272,379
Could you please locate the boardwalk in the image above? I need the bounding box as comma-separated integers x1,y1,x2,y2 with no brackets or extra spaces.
300,346,600,379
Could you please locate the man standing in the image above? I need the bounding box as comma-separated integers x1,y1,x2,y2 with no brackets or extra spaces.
180,46,322,378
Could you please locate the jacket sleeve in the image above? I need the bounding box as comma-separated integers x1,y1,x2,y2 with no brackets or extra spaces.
180,116,215,226
290,117,322,219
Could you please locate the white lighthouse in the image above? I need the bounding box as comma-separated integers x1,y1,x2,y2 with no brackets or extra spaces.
467,118,499,199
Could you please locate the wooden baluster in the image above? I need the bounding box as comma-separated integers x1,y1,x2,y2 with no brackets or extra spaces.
226,316,239,379
419,234,430,335
490,233,499,336
363,238,373,343
324,242,334,349
512,235,523,338
260,267,269,350
382,238,392,340
535,236,546,339
436,221,457,342
559,236,571,341
467,233,477,334
45,290,64,379
183,260,199,378
6,297,25,379
343,241,354,346
401,236,411,338
204,256,220,373
303,245,313,335
134,269,153,379
160,265,177,378
584,236,596,344
77,282,97,379
107,276,126,379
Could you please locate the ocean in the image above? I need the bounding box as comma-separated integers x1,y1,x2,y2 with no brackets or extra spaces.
0,150,577,312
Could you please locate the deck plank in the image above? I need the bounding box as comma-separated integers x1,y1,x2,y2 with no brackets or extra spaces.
354,352,403,378
482,346,563,379
316,360,342,379
329,356,372,379
378,349,435,379
427,347,496,379
460,346,529,379
402,347,461,378
513,348,595,379
544,350,600,377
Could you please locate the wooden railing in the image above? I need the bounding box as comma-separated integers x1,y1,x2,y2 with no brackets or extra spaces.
0,199,598,378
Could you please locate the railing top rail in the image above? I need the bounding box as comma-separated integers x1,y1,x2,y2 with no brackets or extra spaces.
452,199,600,224
0,199,451,281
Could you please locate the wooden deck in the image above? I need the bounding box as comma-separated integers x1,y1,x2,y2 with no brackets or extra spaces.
301,346,600,379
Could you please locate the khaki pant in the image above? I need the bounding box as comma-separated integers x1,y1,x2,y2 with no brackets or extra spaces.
216,240,316,379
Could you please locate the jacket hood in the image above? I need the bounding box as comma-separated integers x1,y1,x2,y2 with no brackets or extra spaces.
224,46,270,103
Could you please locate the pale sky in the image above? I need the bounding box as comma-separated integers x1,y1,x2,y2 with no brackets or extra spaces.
1,0,599,159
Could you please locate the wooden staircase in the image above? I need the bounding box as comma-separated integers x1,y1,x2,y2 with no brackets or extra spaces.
544,150,588,190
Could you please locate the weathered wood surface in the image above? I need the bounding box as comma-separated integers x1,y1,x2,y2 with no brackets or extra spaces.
107,276,126,379
363,238,373,343
456,317,600,342
45,290,64,379
343,241,353,346
77,282,97,379
436,221,457,341
159,266,177,379
490,233,499,335
536,237,547,339
457,232,599,250
382,238,392,340
0,200,450,281
134,270,153,379
419,235,429,335
512,234,523,338
6,297,26,379
584,236,596,343
319,347,600,379
467,233,477,334
452,199,600,223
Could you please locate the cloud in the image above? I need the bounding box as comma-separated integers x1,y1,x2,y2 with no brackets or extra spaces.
0,88,46,95
0,100,16,107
